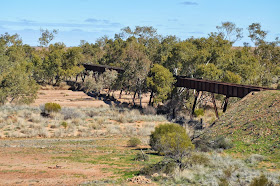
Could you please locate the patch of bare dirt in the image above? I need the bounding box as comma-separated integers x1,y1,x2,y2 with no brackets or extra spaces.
32,89,109,108
0,145,112,185
32,89,151,108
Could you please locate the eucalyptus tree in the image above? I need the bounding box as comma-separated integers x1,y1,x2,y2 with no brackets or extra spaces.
216,21,243,43
38,28,58,47
146,64,175,105
119,36,151,106
0,33,38,104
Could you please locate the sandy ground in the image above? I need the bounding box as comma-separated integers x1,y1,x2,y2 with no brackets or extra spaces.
31,89,151,108
0,138,133,185
31,89,109,108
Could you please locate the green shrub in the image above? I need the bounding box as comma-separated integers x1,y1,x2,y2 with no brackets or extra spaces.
44,103,61,113
150,123,194,161
219,178,230,186
249,174,274,186
61,121,68,129
194,108,204,117
127,137,141,147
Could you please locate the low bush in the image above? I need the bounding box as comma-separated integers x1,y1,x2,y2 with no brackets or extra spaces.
194,135,233,152
141,159,177,176
194,108,204,117
142,106,157,115
134,151,149,161
61,121,68,129
212,136,233,149
150,123,194,156
128,137,141,147
61,108,82,120
184,153,210,167
245,154,265,164
44,103,61,113
249,174,274,186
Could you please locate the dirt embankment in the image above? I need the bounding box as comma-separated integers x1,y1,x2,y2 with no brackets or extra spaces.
201,90,280,156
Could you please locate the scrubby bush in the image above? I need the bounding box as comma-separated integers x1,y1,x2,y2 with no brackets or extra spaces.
249,174,274,186
128,137,141,147
194,108,204,117
134,151,149,161
194,135,233,152
142,106,157,115
61,121,68,129
141,159,177,176
61,107,82,120
245,154,265,164
212,136,233,149
184,153,211,167
44,103,61,113
150,123,194,165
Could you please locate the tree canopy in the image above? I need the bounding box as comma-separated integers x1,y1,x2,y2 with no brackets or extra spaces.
1,23,279,105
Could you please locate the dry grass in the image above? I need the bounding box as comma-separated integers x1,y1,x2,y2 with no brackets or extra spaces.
0,105,167,139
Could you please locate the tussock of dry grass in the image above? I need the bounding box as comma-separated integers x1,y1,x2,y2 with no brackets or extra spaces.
0,105,167,139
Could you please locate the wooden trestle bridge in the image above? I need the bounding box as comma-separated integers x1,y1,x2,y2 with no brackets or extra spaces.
82,63,275,118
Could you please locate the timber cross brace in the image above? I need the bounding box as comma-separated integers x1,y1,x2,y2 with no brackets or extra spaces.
175,76,275,118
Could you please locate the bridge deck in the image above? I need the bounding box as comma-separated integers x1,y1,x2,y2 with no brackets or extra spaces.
83,63,125,73
175,76,274,98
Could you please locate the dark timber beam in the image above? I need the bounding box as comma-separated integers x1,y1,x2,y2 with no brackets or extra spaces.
83,63,125,73
211,93,219,119
191,91,200,118
223,96,229,113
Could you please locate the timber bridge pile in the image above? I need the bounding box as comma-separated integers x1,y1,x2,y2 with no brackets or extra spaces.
82,63,276,118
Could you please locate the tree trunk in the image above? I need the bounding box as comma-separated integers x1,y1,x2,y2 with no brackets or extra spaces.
132,91,137,106
149,91,154,106
119,89,123,99
139,90,142,108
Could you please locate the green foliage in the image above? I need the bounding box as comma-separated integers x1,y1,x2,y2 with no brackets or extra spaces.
83,70,118,93
194,108,205,117
150,123,194,162
222,70,242,84
0,33,39,105
61,121,68,129
127,137,141,147
249,174,274,186
146,64,175,103
195,63,222,80
44,103,61,113
216,21,243,43
38,28,58,47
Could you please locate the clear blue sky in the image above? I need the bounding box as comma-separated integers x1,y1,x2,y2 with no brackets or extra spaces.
0,0,279,46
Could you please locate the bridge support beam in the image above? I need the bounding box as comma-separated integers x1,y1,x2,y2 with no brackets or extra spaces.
211,93,219,119
223,96,229,113
191,91,200,118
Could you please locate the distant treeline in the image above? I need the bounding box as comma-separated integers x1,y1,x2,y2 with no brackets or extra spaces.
0,22,279,105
